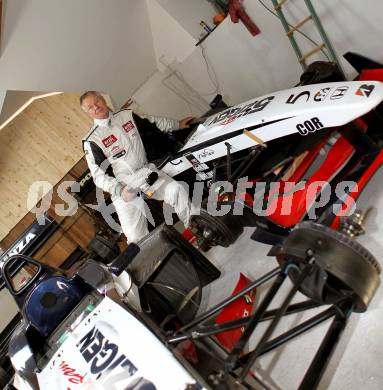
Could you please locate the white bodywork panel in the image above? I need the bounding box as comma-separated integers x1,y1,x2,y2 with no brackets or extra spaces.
162,81,383,177
36,297,202,390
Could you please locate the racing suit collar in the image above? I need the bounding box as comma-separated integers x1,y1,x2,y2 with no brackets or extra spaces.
94,111,113,127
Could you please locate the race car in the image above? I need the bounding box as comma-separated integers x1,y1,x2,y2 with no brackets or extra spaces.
3,225,219,390
2,221,381,390
154,53,383,249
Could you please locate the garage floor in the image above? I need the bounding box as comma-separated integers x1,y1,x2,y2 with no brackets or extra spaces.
200,172,383,390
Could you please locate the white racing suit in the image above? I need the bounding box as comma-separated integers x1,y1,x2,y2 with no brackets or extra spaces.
82,109,190,243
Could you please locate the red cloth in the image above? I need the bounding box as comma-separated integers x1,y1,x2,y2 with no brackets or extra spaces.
229,0,260,36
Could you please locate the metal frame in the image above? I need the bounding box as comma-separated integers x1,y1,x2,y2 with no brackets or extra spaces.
303,0,344,73
271,0,307,70
208,145,263,189
270,0,345,78
166,260,353,389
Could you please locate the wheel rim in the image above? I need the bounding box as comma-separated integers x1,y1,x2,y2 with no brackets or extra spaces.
275,221,381,312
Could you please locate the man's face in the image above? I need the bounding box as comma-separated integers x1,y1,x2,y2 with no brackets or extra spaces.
82,94,109,120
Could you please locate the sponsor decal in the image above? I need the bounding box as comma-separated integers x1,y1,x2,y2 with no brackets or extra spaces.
355,84,375,98
221,117,236,126
196,170,214,181
207,96,274,126
185,154,209,172
102,135,117,148
113,150,126,160
170,159,182,166
122,120,135,133
0,216,57,271
314,87,331,102
286,91,310,104
197,149,214,160
77,326,138,378
58,361,85,385
330,86,349,100
111,145,126,159
296,117,324,136
1,233,36,262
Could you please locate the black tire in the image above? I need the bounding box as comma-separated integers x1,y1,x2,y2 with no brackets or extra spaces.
190,208,243,248
275,221,381,312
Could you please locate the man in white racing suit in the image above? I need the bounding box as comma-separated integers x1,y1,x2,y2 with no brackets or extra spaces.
81,91,193,243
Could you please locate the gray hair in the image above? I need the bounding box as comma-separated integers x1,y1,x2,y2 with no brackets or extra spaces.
79,91,103,107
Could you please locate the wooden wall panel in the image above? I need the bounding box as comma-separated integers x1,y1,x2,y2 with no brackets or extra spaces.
0,93,92,240
1,157,97,269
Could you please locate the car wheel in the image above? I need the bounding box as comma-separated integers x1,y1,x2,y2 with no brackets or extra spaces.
275,221,381,312
190,208,243,248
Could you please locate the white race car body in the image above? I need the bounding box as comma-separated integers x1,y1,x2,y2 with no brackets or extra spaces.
34,296,200,390
6,260,206,390
162,81,383,178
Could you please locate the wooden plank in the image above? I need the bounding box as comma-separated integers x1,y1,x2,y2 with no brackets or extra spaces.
70,157,89,180
34,230,78,268
0,93,93,239
0,159,92,257
243,129,266,145
0,212,35,249
299,43,326,63
62,212,95,250
33,94,90,150
287,16,312,37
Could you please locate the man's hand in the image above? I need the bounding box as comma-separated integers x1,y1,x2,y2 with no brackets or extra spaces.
179,116,194,129
121,186,137,202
